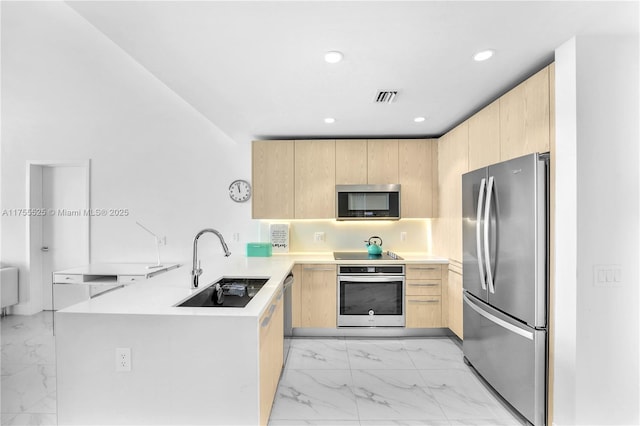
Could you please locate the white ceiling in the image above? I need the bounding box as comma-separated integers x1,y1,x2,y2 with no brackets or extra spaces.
67,1,639,144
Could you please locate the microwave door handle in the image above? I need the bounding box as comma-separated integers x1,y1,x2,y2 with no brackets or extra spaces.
484,176,495,294
476,178,487,291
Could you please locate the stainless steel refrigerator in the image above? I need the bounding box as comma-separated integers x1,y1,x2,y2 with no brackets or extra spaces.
462,152,548,426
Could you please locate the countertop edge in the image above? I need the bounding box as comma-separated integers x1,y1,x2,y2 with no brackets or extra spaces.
55,253,449,319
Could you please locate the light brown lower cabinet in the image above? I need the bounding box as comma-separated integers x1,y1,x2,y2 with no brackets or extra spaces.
259,288,284,426
405,264,446,328
406,295,442,328
292,264,337,328
289,262,454,332
447,265,463,339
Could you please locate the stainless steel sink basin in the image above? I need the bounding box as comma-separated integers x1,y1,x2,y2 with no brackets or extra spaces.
177,277,269,308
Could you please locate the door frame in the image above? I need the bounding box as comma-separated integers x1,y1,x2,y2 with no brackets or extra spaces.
27,160,91,312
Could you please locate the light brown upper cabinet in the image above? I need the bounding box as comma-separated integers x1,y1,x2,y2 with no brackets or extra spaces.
335,139,367,184
500,66,550,161
252,140,294,219
367,139,399,184
399,139,437,218
294,140,336,219
468,100,500,171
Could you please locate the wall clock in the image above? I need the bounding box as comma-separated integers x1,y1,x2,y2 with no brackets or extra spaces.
229,179,251,203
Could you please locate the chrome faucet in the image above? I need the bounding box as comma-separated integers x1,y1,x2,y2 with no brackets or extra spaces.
191,228,231,289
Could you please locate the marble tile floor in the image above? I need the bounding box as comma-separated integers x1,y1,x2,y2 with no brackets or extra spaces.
1,312,56,426
270,338,526,426
1,312,524,426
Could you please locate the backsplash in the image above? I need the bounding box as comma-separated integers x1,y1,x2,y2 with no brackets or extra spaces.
258,219,433,253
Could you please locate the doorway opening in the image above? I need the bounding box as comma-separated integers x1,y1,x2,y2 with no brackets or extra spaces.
28,161,90,312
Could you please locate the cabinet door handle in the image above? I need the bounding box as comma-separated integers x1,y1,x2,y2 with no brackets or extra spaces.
408,299,439,304
410,266,438,270
261,316,271,328
408,283,438,287
303,267,335,271
261,304,276,327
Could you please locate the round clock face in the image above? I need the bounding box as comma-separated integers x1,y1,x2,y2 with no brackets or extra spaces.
229,179,251,203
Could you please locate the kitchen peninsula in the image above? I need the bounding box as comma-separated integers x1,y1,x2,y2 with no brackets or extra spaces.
55,253,447,425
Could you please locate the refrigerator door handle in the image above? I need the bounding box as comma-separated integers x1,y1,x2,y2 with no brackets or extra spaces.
483,176,495,294
476,178,487,290
464,293,533,340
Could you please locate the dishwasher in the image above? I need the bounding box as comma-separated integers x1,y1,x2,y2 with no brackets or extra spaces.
282,272,294,361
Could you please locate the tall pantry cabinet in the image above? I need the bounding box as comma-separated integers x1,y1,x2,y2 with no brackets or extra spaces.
435,64,553,339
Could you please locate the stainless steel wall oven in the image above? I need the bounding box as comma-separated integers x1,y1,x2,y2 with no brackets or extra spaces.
337,265,405,327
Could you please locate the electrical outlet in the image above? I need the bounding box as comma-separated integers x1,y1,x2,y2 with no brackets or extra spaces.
233,232,240,242
400,232,407,241
115,347,131,372
314,232,325,243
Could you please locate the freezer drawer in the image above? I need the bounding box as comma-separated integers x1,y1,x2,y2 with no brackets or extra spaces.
463,293,546,426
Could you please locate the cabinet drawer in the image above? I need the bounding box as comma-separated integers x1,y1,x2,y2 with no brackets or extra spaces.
118,275,146,285
405,295,442,328
53,274,85,284
406,264,442,280
406,280,441,296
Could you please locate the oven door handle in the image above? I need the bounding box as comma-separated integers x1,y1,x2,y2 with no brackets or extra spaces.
338,276,405,283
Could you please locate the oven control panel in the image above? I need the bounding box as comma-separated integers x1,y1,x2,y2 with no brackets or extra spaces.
337,265,405,275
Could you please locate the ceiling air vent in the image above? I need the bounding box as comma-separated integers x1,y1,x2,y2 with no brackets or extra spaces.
374,90,398,103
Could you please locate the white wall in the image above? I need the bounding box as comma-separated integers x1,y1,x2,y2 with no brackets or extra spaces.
0,2,256,314
0,3,435,315
552,38,578,425
553,35,639,424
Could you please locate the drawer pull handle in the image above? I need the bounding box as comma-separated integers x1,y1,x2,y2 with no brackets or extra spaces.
411,267,438,270
409,283,438,287
303,267,335,271
408,299,439,304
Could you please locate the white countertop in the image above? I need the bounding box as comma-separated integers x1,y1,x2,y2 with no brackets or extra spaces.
57,252,447,319
54,263,180,277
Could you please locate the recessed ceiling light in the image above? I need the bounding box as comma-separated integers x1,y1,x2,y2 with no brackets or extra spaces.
324,117,336,124
324,51,343,64
414,116,426,123
474,49,495,62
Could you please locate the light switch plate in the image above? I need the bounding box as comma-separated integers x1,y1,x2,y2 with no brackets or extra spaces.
593,264,623,287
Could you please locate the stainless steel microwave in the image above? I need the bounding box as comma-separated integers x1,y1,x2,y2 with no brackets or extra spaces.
335,184,401,220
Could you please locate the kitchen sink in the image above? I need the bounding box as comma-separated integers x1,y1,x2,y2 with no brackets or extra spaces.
177,277,269,308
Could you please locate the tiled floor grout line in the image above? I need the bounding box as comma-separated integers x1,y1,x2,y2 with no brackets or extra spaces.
344,340,363,424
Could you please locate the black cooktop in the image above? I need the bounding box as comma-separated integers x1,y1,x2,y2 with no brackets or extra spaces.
333,251,403,261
